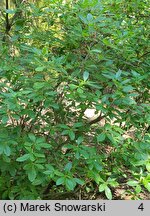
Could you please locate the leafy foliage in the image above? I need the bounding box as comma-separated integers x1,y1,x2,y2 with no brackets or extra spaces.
0,0,149,199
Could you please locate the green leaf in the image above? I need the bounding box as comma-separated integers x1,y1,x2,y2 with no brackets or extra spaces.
86,81,102,89
69,84,78,90
42,46,48,55
61,130,69,135
99,183,106,192
28,133,36,142
2,115,9,124
0,145,4,154
105,186,112,200
123,85,134,93
94,163,103,171
146,163,150,172
87,13,93,22
115,70,122,79
50,103,59,110
35,66,45,72
91,49,102,54
43,165,54,175
23,163,32,170
68,130,75,140
64,162,72,172
65,178,76,191
16,154,30,162
79,15,88,24
6,9,16,14
38,143,51,149
83,71,89,81
33,153,44,158
97,133,106,142
56,177,65,186
34,164,44,170
54,170,64,176
73,122,83,128
103,39,112,46
102,73,115,80
3,146,11,156
144,183,150,192
36,137,45,143
127,180,139,187
58,124,69,129
108,180,119,187
32,178,44,186
135,185,142,194
80,149,89,159
77,88,84,94
75,151,80,159
74,178,85,185
76,136,84,145
12,114,20,121
33,82,45,90
27,167,37,182
44,170,53,175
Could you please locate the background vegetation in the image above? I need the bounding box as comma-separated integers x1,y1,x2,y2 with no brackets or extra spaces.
0,0,150,200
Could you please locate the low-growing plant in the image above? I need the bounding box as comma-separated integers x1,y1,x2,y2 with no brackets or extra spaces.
0,0,149,199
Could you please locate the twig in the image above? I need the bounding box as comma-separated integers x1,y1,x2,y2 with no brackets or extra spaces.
88,113,107,125
5,0,11,34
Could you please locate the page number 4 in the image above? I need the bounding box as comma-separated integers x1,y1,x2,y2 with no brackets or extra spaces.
138,203,144,211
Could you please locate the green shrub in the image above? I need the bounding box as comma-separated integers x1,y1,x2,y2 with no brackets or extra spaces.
0,0,149,199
